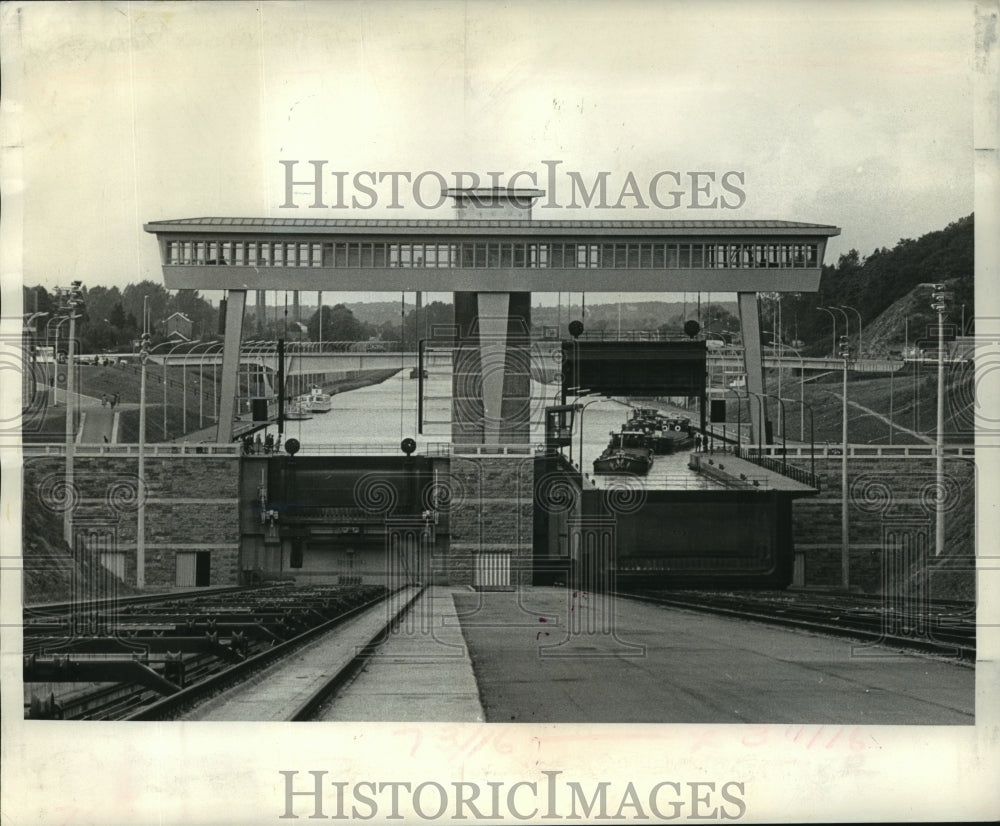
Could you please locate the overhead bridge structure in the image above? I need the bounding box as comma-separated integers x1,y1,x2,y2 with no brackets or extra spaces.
145,201,840,445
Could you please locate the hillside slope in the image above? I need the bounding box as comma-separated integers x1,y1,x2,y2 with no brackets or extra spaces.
20,466,137,605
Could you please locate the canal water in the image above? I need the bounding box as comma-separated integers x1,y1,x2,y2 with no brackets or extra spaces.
280,364,720,490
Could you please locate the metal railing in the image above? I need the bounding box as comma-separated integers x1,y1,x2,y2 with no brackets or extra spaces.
750,444,975,458
25,441,547,458
735,448,820,489
685,454,773,490
246,442,544,457
23,443,241,457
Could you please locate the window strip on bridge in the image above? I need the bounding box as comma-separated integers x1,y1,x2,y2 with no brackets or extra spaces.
164,239,819,269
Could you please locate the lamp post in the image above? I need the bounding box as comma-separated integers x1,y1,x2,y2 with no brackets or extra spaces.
777,342,807,442
195,342,223,429
839,305,863,358
930,284,950,556
181,346,189,436
575,396,610,480
137,297,150,588
888,357,895,446
838,333,852,590
817,307,837,357
24,312,49,406
47,315,71,406
791,396,817,482
775,297,783,432
718,386,746,453
828,306,850,351
147,342,172,438
318,291,324,351
162,340,188,439
750,389,788,473
62,281,84,545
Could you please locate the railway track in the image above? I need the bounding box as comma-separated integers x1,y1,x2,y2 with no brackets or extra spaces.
617,589,976,663
155,585,424,722
22,583,394,720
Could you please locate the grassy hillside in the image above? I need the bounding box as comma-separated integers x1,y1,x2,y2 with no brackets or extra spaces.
21,466,137,605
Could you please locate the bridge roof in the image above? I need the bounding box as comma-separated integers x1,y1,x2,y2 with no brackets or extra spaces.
145,217,841,237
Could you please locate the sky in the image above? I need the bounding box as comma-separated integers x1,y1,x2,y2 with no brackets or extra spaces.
2,0,976,308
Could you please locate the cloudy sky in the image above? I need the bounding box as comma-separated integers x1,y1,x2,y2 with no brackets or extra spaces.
4,0,975,305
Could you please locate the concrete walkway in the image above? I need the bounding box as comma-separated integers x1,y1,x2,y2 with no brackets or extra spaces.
79,406,115,442
317,587,484,722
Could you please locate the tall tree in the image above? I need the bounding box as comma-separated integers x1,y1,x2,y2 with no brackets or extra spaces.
307,304,371,342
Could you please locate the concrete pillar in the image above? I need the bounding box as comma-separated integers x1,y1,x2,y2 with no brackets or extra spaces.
452,291,531,445
217,290,247,443
738,291,770,444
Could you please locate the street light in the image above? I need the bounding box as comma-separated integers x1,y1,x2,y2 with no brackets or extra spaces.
137,297,150,588
23,312,49,407
194,342,224,429
147,342,174,438
775,341,807,443
816,307,837,357
62,281,84,545
839,305,863,358
828,306,850,352
717,386,748,453
838,333,852,590
162,340,189,439
930,283,950,557
46,315,71,406
573,396,617,484
749,389,788,473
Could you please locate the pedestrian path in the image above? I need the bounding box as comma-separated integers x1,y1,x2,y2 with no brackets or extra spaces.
79,407,115,442
316,586,484,722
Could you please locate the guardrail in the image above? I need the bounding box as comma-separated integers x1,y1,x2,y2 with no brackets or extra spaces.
23,443,241,457
750,444,975,458
244,442,544,457
735,448,820,489
25,441,548,458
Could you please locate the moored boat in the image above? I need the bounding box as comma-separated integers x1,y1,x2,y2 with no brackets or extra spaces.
302,385,333,413
592,430,654,475
284,399,313,420
647,424,694,454
628,408,694,453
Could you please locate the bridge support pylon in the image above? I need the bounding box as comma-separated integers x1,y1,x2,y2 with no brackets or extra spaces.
737,291,771,445
217,290,247,443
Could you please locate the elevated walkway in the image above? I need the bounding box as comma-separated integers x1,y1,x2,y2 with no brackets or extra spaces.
688,451,818,494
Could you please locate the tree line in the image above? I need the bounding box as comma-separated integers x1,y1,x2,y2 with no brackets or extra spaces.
23,280,218,353
22,212,973,354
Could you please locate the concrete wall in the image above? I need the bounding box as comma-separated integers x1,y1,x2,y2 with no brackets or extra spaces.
24,454,241,590
790,456,975,595
447,455,535,586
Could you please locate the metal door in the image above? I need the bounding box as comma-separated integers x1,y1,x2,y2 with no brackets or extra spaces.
175,552,197,587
